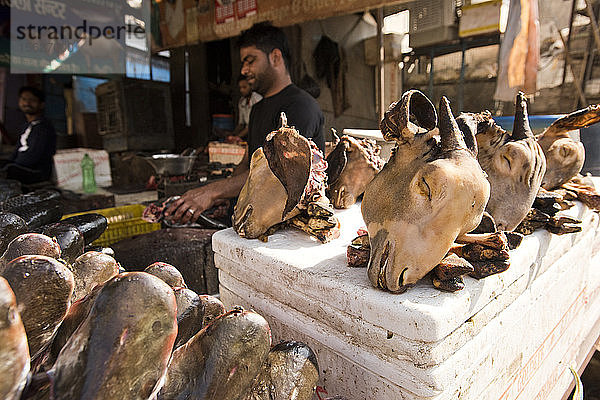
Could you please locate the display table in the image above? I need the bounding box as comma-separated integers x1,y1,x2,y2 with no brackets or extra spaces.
213,193,600,399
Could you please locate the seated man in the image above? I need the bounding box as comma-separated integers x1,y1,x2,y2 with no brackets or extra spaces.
1,86,56,184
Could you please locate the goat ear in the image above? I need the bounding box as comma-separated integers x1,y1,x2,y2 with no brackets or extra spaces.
380,89,437,144
326,139,347,185
455,113,479,156
263,128,312,219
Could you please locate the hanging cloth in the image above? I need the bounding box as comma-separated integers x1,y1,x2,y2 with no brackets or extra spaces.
313,35,350,117
494,0,540,102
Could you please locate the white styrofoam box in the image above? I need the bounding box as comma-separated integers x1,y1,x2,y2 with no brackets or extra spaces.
208,141,246,165
53,148,112,190
213,189,600,399
218,216,599,399
213,201,595,346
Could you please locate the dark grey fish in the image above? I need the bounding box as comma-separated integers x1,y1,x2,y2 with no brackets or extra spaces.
1,255,73,359
9,199,63,230
60,214,108,245
0,212,27,255
0,233,61,274
52,272,177,400
145,262,186,288
40,222,85,265
199,294,225,327
0,276,30,400
43,284,103,371
1,189,60,213
245,341,319,400
70,251,120,302
159,308,271,400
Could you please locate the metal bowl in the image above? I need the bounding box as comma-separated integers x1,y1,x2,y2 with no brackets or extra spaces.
145,154,196,176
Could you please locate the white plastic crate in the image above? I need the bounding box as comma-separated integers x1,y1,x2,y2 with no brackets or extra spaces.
53,148,112,190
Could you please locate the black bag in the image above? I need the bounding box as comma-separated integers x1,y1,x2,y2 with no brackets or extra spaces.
298,62,320,99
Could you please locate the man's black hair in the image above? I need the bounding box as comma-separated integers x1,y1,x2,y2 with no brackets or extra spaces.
237,22,291,72
19,86,45,102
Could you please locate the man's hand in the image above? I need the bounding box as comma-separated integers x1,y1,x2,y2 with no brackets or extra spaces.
164,186,217,224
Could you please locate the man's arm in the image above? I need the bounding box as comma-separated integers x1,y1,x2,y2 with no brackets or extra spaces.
165,151,250,224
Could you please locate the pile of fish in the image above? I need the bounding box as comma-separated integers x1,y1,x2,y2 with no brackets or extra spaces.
1,230,321,399
233,113,340,243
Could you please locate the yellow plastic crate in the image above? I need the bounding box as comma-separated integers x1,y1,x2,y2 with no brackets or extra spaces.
62,204,161,247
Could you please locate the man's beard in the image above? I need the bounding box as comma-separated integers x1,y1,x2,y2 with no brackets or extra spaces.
251,65,276,96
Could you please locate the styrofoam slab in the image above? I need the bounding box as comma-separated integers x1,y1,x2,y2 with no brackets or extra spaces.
213,201,597,344
218,222,600,399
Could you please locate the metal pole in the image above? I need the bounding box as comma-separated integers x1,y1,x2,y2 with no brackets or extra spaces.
428,48,434,99
459,41,466,112
377,7,385,121
584,0,600,55
562,0,576,85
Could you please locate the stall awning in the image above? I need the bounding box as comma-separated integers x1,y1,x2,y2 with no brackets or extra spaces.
154,0,410,50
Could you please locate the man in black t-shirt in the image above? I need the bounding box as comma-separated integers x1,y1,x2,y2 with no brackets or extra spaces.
0,86,56,184
167,22,325,223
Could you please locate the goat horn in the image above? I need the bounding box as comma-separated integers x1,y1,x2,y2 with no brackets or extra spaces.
380,90,437,143
512,92,533,140
439,96,466,151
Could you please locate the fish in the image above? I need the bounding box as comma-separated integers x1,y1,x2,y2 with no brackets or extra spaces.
159,307,271,400
145,262,187,288
0,233,61,274
70,251,120,302
245,341,319,400
43,284,103,371
40,222,85,265
60,214,108,245
1,255,74,360
0,212,27,255
1,189,60,213
52,272,177,400
0,276,30,400
8,199,63,230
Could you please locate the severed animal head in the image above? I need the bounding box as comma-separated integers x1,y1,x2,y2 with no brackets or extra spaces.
537,104,600,189
460,92,546,231
361,90,490,293
233,114,328,239
326,133,384,209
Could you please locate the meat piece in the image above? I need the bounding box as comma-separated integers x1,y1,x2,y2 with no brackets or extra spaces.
326,134,384,209
52,272,177,400
537,104,600,189
458,92,546,231
159,308,271,400
233,113,338,241
2,255,74,359
362,91,490,292
0,277,29,400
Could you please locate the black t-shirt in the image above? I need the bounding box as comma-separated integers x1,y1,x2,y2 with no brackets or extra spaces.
248,84,325,159
11,117,56,173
